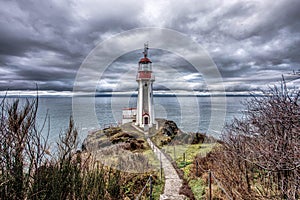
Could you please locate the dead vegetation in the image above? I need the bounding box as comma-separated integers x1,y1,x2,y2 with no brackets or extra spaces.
0,97,162,199
191,79,300,199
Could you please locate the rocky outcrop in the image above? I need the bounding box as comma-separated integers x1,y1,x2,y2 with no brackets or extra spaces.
158,120,179,137
82,126,148,153
110,132,134,144
151,120,215,147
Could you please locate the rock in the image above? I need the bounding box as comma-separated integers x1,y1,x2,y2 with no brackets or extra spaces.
81,140,87,151
123,138,145,151
158,120,179,137
191,132,206,144
98,140,111,148
110,132,134,144
136,139,145,143
103,127,122,137
160,137,171,146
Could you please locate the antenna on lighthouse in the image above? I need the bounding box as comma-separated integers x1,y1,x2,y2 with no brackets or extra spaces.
143,42,149,58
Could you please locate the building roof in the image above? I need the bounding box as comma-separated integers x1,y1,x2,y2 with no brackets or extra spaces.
122,107,137,110
139,57,152,64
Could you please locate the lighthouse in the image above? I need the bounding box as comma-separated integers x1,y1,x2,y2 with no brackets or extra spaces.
135,43,155,129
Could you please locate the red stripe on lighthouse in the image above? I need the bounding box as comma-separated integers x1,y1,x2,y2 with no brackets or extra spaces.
139,71,151,78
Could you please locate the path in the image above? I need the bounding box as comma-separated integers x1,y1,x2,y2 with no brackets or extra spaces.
131,124,187,200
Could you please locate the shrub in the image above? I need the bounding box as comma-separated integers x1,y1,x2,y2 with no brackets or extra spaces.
205,79,300,199
0,97,157,199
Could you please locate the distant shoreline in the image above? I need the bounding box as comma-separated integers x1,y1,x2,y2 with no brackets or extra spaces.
0,94,263,98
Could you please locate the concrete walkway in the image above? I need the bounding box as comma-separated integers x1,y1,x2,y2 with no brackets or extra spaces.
131,124,187,200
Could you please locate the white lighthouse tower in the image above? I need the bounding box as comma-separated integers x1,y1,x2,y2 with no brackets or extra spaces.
135,43,155,129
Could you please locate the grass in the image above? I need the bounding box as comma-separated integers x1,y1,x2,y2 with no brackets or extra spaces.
87,124,165,198
152,172,165,200
143,149,161,170
125,169,164,199
189,178,206,200
142,148,165,199
162,143,215,198
162,143,215,168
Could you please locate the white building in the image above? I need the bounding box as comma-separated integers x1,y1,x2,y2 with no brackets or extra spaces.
135,43,156,129
122,108,137,124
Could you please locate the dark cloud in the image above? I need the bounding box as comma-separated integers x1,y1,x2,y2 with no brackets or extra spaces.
0,0,299,95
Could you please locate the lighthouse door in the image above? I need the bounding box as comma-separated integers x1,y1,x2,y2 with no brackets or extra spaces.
144,116,149,125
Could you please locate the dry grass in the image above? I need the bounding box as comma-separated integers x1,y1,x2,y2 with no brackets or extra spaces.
0,97,164,199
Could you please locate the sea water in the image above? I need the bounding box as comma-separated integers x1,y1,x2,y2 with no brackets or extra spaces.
2,96,246,145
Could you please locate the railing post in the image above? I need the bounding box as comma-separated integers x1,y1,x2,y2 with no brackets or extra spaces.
149,175,153,200
173,145,176,161
160,152,162,180
208,169,212,200
196,160,199,177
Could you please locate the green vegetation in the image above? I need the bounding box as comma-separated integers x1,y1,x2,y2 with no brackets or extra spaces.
148,118,218,199
161,143,215,199
152,173,165,200
142,149,161,169
162,143,214,177
0,97,162,199
162,143,214,165
83,121,159,175
189,178,206,200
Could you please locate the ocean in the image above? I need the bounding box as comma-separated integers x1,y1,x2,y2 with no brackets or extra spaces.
3,96,247,146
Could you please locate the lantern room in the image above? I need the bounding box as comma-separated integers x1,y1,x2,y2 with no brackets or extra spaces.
138,57,152,72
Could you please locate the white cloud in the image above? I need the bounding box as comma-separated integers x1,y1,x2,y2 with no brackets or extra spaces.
0,0,299,95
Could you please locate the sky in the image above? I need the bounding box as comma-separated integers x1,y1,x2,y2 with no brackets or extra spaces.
0,0,300,96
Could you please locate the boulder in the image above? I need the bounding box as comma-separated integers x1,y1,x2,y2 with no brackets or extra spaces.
158,120,179,137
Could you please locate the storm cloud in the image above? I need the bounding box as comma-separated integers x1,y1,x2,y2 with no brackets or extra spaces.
0,0,299,95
